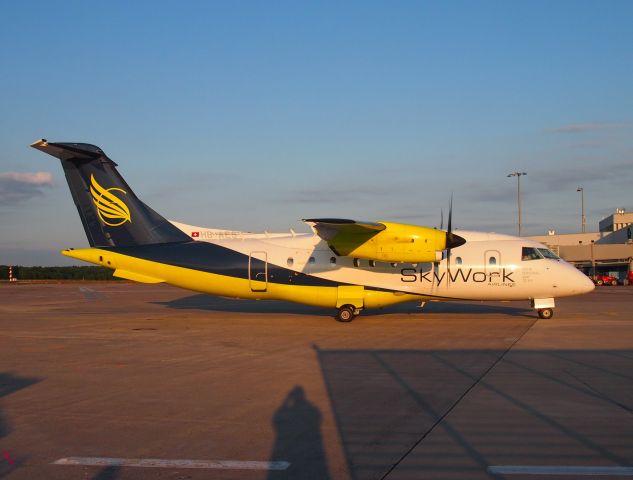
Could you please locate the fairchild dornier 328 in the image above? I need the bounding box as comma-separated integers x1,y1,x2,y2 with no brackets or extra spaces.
32,139,594,322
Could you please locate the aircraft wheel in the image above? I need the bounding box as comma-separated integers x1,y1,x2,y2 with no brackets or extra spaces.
337,305,355,323
538,308,554,319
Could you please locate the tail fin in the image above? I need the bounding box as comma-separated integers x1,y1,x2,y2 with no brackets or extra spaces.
31,139,191,247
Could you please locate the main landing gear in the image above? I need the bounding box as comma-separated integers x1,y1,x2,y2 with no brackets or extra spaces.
537,308,554,319
336,305,361,322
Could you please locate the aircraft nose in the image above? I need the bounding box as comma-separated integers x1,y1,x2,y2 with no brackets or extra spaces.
555,262,595,297
579,271,595,294
567,267,595,295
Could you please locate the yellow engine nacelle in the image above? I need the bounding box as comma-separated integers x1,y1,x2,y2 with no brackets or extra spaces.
329,222,447,263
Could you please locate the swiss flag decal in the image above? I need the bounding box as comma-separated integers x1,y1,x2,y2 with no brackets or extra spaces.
191,232,200,238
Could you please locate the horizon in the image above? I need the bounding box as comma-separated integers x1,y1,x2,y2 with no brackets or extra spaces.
2,1,632,266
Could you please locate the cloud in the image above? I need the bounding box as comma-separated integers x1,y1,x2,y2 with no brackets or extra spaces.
463,183,517,203
532,159,633,192
545,123,629,134
0,172,54,205
280,184,394,204
570,141,603,149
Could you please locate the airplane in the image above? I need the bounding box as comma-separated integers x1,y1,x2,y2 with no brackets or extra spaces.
32,139,595,322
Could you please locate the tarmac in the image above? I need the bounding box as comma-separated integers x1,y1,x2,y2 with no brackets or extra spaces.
0,282,632,480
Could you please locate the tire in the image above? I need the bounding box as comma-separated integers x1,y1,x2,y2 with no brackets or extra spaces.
611,279,618,286
596,279,604,286
538,308,554,319
337,305,355,323
624,279,630,286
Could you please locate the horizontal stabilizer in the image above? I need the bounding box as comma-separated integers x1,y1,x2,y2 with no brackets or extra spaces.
31,139,110,162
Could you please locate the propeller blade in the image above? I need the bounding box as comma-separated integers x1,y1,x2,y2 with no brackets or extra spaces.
447,195,452,235
445,194,466,249
446,195,453,285
444,194,466,286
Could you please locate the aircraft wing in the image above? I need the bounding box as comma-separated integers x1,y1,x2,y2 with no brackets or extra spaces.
303,218,451,263
302,218,386,241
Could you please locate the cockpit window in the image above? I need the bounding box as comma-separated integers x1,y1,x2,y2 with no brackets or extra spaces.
538,248,559,259
522,247,542,261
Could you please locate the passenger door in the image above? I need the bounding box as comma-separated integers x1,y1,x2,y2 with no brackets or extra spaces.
249,251,268,292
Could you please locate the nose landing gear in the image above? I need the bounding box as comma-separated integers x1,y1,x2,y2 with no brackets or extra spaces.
531,298,555,320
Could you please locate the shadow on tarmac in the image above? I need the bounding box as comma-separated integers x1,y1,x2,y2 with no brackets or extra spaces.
155,293,534,318
267,386,330,480
314,346,633,480
0,372,41,478
92,465,120,480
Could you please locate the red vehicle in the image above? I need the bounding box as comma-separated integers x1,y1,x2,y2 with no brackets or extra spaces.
594,274,619,286
624,272,633,286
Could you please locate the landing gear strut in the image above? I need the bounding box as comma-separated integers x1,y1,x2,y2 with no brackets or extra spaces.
336,305,360,322
538,308,554,319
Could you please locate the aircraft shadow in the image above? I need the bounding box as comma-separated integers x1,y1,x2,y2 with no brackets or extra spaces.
0,372,41,478
155,293,534,318
91,465,120,480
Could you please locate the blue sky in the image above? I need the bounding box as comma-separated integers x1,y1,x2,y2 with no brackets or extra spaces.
1,1,632,265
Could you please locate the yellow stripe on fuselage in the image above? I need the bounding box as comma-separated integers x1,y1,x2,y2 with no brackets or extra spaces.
62,248,423,310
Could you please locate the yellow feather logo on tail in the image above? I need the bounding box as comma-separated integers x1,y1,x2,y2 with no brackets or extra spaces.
90,174,131,227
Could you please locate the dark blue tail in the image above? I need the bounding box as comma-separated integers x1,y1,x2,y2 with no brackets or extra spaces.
32,139,190,248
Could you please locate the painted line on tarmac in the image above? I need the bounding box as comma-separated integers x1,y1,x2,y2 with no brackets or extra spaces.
53,457,290,470
488,465,633,476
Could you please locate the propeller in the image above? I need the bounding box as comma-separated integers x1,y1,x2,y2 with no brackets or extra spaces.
445,195,466,286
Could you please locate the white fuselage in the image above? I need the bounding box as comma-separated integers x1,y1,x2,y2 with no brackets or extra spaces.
172,222,595,302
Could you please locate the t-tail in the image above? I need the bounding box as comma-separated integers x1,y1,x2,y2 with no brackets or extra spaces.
31,139,190,247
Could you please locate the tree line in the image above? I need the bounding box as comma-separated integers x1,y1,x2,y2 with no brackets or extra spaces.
1,265,118,280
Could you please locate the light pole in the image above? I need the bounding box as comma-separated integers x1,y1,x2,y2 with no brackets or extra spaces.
507,172,527,236
577,187,586,233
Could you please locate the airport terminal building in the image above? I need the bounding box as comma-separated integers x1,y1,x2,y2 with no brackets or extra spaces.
529,208,633,281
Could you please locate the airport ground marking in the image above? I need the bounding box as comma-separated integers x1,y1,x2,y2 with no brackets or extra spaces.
488,465,633,476
52,457,289,470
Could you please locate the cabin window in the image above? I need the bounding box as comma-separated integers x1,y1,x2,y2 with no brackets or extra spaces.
390,262,398,268
369,260,376,267
308,257,316,264
353,258,361,268
330,257,337,265
455,257,462,265
489,256,497,265
287,257,294,267
521,247,541,261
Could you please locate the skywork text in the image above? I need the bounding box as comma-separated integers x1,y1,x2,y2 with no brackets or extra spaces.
400,267,515,285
